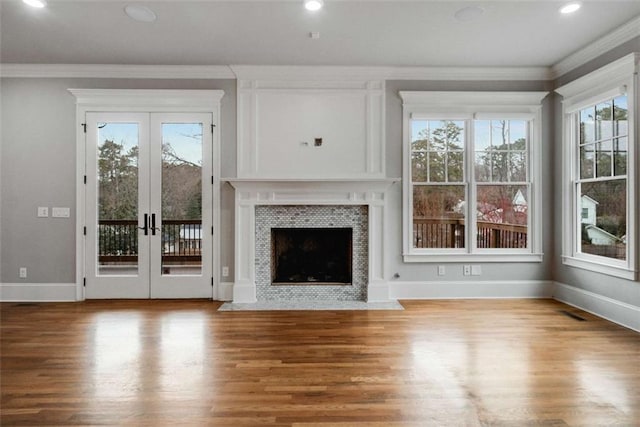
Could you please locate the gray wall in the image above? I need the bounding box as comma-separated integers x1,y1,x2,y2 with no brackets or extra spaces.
0,78,236,283
385,80,555,284
2,39,638,306
552,36,640,306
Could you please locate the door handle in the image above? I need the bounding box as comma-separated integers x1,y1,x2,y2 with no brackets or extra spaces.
149,213,159,235
138,213,149,235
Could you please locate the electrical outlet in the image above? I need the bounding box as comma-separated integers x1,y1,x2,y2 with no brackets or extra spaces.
37,207,48,217
438,265,446,276
19,267,27,279
463,265,471,276
471,265,482,276
222,266,229,277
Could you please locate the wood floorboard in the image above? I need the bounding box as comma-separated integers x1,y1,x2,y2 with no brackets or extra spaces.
1,299,639,426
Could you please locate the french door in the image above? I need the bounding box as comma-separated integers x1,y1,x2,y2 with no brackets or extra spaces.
85,112,213,298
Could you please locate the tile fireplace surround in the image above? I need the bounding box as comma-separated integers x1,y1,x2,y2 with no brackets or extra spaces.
228,180,397,303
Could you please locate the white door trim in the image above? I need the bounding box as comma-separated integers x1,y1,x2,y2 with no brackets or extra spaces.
70,89,225,300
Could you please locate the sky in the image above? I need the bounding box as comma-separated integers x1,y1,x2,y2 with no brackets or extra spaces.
411,119,528,151
98,122,203,165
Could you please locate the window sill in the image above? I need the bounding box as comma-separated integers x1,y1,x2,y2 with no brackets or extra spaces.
562,256,638,281
403,253,544,263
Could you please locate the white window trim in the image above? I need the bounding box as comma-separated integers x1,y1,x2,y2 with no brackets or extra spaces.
556,53,639,281
399,91,548,263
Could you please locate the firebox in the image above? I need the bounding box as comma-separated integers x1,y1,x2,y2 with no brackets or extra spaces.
271,228,353,285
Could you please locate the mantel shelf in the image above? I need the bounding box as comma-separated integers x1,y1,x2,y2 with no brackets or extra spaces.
224,178,400,183
224,178,400,190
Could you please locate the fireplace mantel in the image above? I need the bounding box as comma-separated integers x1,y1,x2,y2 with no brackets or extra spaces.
226,178,398,198
226,178,398,303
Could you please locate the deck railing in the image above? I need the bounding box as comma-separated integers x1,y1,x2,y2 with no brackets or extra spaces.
413,218,528,249
98,219,202,264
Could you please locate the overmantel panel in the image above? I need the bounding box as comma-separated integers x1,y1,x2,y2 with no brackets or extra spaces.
237,78,385,179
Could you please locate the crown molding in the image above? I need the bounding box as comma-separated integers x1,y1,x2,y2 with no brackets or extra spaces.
385,66,551,81
0,64,236,79
399,91,549,108
550,14,640,80
0,63,552,81
230,65,551,81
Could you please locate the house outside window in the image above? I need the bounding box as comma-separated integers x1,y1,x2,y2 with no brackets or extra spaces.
556,53,638,280
400,91,547,263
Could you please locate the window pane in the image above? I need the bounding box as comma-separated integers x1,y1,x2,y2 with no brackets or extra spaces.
413,185,465,249
614,137,627,176
475,120,527,184
491,152,509,182
431,120,464,149
448,152,464,182
476,185,528,249
613,96,628,137
413,120,465,184
580,180,626,261
580,107,595,144
97,123,139,276
595,101,613,141
411,151,428,182
474,152,490,182
595,140,612,178
580,144,595,179
474,120,491,151
509,120,527,145
161,122,203,276
492,121,509,148
509,152,527,182
429,152,446,182
411,120,429,150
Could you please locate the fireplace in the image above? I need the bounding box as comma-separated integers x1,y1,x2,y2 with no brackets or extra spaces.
272,228,353,285
255,205,367,301
227,179,396,303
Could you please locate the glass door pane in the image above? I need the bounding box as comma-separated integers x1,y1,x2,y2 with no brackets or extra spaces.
97,122,140,276
160,123,203,276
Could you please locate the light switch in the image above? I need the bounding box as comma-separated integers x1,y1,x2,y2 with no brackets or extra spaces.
52,207,70,218
37,207,48,217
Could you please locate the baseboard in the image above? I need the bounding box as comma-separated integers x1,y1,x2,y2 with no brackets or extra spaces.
390,280,554,300
553,282,640,332
217,282,234,301
0,283,78,302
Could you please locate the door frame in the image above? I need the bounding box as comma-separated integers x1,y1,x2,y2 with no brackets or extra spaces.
70,89,225,300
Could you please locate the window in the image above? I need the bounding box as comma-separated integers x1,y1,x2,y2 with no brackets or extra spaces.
400,91,547,262
556,53,638,280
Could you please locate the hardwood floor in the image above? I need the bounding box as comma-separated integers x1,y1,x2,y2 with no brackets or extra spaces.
1,299,639,426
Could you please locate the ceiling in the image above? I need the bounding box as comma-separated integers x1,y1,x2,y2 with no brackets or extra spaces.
1,0,640,69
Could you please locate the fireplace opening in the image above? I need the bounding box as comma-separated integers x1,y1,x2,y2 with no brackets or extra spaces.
271,228,352,285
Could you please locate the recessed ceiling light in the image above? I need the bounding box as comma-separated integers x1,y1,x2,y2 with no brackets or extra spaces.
454,6,484,22
124,4,157,23
304,0,324,12
560,2,581,14
22,0,47,8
